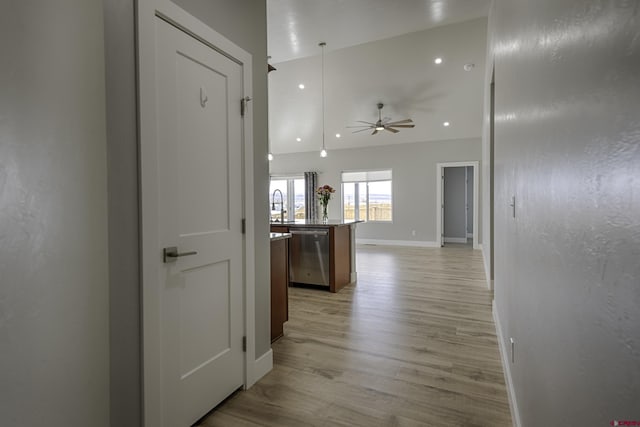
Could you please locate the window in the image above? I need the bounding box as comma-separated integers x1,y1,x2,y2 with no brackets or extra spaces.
269,176,305,222
342,170,392,222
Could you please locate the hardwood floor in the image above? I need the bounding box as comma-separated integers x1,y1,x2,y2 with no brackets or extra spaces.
198,244,512,427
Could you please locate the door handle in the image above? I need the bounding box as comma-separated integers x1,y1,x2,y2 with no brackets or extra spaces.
163,246,198,263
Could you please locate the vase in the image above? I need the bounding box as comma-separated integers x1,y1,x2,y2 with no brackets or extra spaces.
321,204,328,223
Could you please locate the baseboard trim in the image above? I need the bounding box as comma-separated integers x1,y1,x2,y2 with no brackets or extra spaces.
481,245,492,290
356,238,440,248
443,237,468,244
493,300,521,427
252,349,273,386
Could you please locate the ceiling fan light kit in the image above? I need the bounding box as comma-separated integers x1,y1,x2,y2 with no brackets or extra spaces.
349,102,415,135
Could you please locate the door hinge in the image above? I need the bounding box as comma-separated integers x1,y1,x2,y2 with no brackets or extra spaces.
242,336,247,352
240,96,252,117
242,218,246,234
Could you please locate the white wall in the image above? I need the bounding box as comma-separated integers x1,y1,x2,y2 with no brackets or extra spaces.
0,1,110,426
485,1,640,425
271,138,481,245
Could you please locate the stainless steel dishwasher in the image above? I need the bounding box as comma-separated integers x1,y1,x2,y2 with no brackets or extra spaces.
289,228,330,287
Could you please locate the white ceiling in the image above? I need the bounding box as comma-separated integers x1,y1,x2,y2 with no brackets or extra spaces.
267,1,490,155
267,0,490,63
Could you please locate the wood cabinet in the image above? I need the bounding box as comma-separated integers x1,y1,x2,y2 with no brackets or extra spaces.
329,225,351,293
270,236,289,342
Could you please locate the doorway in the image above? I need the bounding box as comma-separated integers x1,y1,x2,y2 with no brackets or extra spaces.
436,162,479,249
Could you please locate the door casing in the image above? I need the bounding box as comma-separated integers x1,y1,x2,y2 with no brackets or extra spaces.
436,161,479,250
137,1,256,426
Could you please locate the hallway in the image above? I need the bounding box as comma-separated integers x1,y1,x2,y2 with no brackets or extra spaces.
199,245,511,426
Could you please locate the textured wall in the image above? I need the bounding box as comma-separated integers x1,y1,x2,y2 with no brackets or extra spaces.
487,0,640,425
103,0,141,425
270,138,482,244
0,1,110,426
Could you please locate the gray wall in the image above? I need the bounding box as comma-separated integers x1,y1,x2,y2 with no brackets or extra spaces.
443,167,467,240
486,1,640,425
271,138,481,244
103,0,141,425
0,1,110,426
168,0,271,362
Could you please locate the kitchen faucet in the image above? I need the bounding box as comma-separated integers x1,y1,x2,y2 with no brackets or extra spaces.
271,189,285,223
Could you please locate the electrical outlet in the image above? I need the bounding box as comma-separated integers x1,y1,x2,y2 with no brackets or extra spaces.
510,337,515,363
411,230,416,236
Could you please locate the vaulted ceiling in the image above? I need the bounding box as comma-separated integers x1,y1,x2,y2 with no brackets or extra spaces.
267,0,491,155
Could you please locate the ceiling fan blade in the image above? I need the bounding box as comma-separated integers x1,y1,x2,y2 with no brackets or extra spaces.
384,127,399,133
351,127,372,133
356,120,376,125
372,129,379,135
389,124,415,128
347,125,373,129
386,119,413,126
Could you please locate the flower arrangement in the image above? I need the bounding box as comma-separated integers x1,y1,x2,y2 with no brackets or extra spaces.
316,184,335,222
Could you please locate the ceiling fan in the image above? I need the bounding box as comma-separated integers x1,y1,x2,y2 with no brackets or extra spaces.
349,103,415,135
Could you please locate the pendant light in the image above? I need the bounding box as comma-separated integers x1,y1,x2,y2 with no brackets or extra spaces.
319,42,328,158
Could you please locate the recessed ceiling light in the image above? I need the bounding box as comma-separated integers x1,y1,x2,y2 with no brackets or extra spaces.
296,137,302,142
298,83,305,89
335,133,341,138
443,121,450,127
434,57,443,65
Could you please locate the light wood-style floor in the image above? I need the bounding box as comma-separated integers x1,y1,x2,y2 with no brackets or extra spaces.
198,244,512,427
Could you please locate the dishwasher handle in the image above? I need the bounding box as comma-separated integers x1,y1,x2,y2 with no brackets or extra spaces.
290,229,329,236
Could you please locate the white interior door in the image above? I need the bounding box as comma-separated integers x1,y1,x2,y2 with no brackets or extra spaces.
155,17,244,426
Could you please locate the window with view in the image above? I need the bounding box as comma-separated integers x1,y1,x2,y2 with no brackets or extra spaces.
269,176,305,222
342,170,392,222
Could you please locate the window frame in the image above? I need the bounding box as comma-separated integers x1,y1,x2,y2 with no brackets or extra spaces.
341,169,393,223
269,174,305,222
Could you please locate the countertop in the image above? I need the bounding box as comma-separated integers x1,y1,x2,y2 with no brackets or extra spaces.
270,232,292,241
270,219,363,227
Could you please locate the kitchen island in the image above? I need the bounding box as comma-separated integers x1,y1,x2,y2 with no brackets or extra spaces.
270,232,291,342
270,220,361,293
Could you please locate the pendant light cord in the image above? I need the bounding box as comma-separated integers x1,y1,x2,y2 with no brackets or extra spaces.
320,42,326,152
